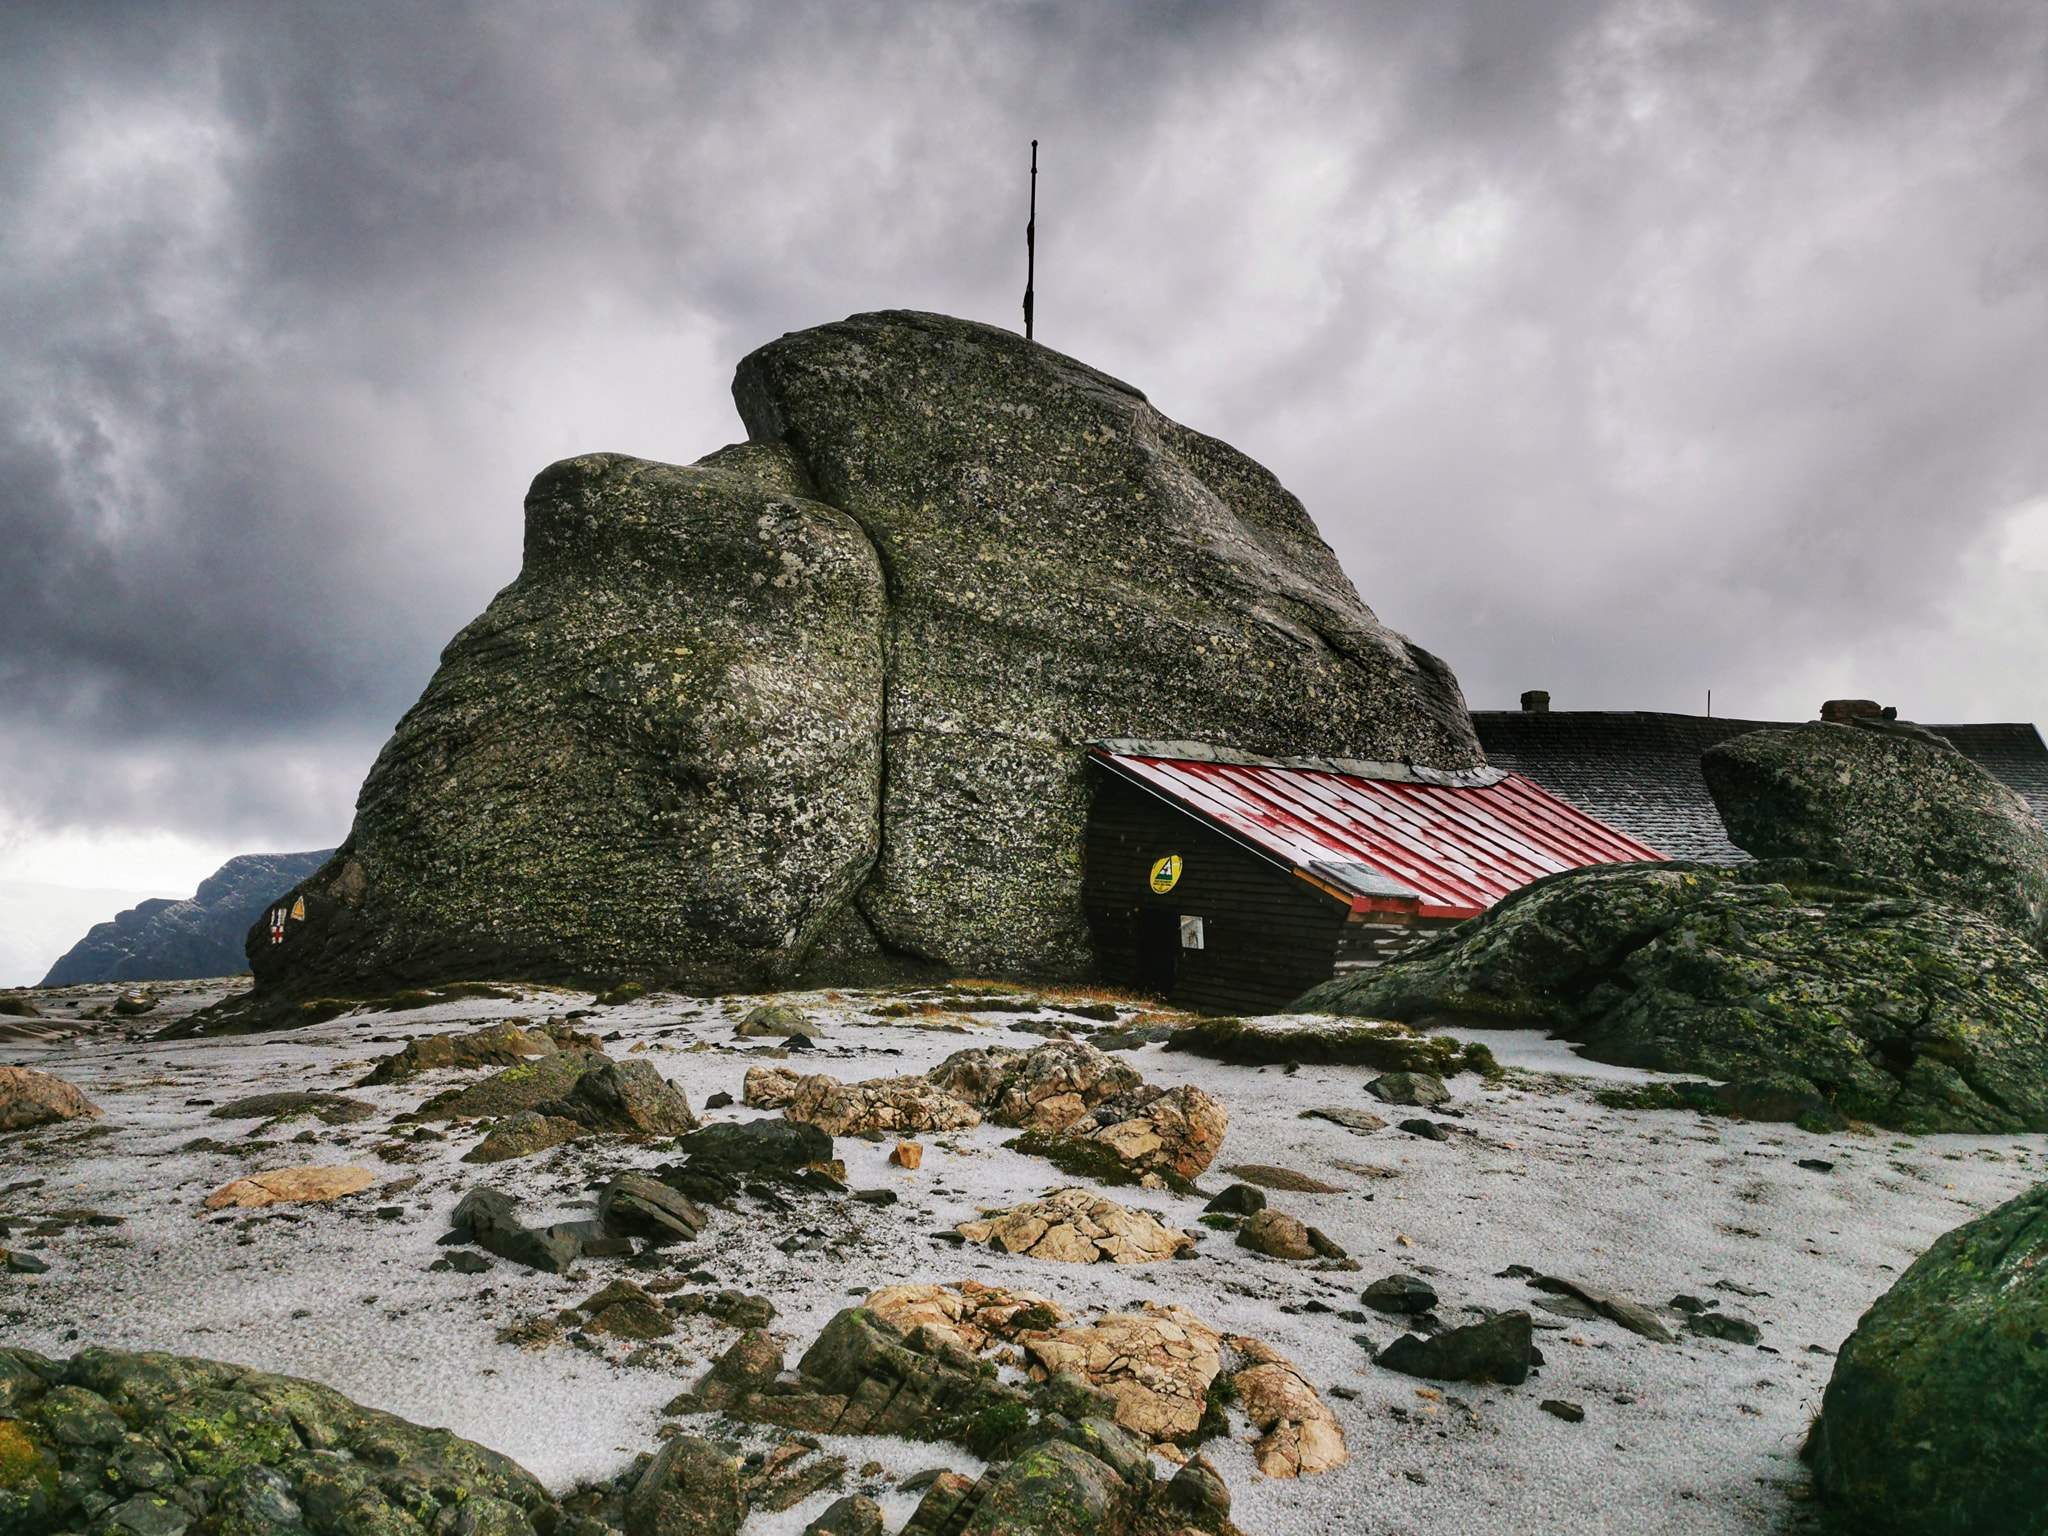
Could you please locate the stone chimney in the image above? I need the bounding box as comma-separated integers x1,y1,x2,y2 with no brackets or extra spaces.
1520,689,1551,714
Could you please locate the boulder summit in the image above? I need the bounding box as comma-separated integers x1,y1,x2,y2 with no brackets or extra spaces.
249,311,1479,998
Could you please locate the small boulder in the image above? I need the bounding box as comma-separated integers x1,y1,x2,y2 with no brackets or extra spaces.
956,1187,1195,1264
1204,1183,1267,1216
626,1433,744,1536
1237,1209,1315,1261
598,1171,707,1243
737,1002,810,1038
355,1020,559,1085
0,1066,103,1134
801,1494,883,1536
1228,1336,1349,1476
890,1139,923,1169
462,1111,586,1164
207,1091,374,1127
200,1166,374,1211
1366,1071,1449,1108
539,1058,699,1138
1362,1274,1438,1314
448,1186,583,1275
1376,1311,1534,1385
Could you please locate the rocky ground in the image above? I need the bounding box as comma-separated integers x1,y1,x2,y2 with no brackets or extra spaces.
2,977,2041,1535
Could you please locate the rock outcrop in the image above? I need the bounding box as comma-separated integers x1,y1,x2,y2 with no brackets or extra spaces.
250,443,887,997
40,850,332,986
0,1345,555,1536
956,1188,1195,1263
1300,860,2048,1133
1703,721,2048,945
1805,1180,2048,1536
0,1066,102,1134
248,310,1479,1001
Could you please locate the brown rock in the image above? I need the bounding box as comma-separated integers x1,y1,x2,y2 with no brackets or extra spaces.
1237,1209,1316,1261
956,1187,1195,1264
201,1165,376,1211
1226,1336,1349,1476
891,1139,923,1169
0,1065,102,1133
1022,1304,1223,1442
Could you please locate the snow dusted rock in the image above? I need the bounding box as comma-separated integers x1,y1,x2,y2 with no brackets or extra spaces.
199,1165,375,1211
1225,1337,1349,1477
927,1040,1143,1132
1022,1305,1224,1443
747,1067,982,1137
864,1280,1068,1355
0,1065,102,1133
0,1345,555,1536
956,1188,1195,1264
1083,1084,1229,1183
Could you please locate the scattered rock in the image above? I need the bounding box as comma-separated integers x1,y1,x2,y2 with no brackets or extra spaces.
890,1139,923,1170
408,1048,607,1121
0,1066,103,1134
599,1171,708,1244
200,1166,375,1211
538,1057,699,1138
1540,1399,1586,1423
462,1111,587,1164
1226,1336,1349,1476
1362,1275,1439,1315
1205,1183,1267,1215
355,1020,561,1085
744,1066,981,1137
575,1279,674,1340
926,1040,1144,1132
956,1188,1195,1264
1237,1209,1316,1261
801,1494,882,1536
1686,1312,1762,1345
1398,1119,1450,1141
1807,1179,2048,1535
1365,1071,1450,1108
1024,1304,1223,1442
207,1091,375,1127
1530,1276,1675,1342
1220,1164,1344,1193
1301,1106,1388,1134
1377,1311,1534,1385
737,1003,811,1038
627,1432,744,1536
448,1186,583,1275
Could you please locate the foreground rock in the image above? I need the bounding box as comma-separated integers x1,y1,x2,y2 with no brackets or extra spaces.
39,848,332,986
0,1345,554,1536
1301,860,2048,1133
1703,721,2048,946
956,1188,1194,1264
0,1066,103,1133
1805,1180,2048,1535
241,310,1479,1001
246,441,887,999
200,1166,376,1211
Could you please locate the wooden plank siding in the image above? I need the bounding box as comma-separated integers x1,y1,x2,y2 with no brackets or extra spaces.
1083,768,1350,1014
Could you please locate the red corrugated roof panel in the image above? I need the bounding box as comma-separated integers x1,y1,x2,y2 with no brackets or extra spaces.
1095,748,1666,918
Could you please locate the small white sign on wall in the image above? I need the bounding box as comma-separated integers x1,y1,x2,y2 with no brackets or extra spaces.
1180,914,1205,950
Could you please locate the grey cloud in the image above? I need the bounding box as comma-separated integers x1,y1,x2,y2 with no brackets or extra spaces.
1,0,2044,863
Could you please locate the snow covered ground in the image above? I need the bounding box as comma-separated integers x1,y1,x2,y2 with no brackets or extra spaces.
3,978,2040,1535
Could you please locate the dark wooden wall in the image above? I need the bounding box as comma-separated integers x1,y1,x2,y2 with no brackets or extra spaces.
1082,768,1350,1014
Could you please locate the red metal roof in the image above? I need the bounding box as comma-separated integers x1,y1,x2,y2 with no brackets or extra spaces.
1094,748,1666,919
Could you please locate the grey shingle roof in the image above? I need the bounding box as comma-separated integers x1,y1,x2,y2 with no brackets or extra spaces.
1470,711,2048,860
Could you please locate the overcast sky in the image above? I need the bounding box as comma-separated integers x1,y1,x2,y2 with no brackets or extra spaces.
3,1,2046,982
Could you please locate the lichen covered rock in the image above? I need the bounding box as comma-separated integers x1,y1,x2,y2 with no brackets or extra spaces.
734,310,1480,972
250,441,886,996
1300,859,2048,1133
1805,1180,2048,1536
0,1345,554,1536
1703,721,2048,945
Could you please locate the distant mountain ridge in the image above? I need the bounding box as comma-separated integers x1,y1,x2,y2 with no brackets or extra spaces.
40,850,336,986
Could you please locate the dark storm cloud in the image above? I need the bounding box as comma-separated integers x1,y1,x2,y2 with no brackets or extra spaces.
2,0,2046,859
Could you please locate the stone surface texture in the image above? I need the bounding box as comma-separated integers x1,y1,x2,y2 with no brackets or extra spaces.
246,309,1478,999
1703,721,2048,945
956,1188,1195,1264
1806,1179,2048,1536
1302,859,2048,1133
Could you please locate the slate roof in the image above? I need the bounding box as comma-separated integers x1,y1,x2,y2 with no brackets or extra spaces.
1471,711,2048,861
1091,745,1663,918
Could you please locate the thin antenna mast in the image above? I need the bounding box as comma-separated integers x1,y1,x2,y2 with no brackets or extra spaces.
1023,140,1037,340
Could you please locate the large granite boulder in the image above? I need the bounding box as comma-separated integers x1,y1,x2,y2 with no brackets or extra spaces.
1805,1180,2048,1536
1703,721,2048,945
733,310,1480,970
251,443,886,996
40,850,331,985
245,311,1478,1001
1298,860,2048,1133
0,1345,555,1536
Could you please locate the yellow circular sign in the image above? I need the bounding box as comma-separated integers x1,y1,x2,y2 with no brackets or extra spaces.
1148,854,1183,894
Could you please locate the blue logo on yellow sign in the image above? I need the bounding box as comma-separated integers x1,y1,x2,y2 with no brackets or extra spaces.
1148,854,1183,894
